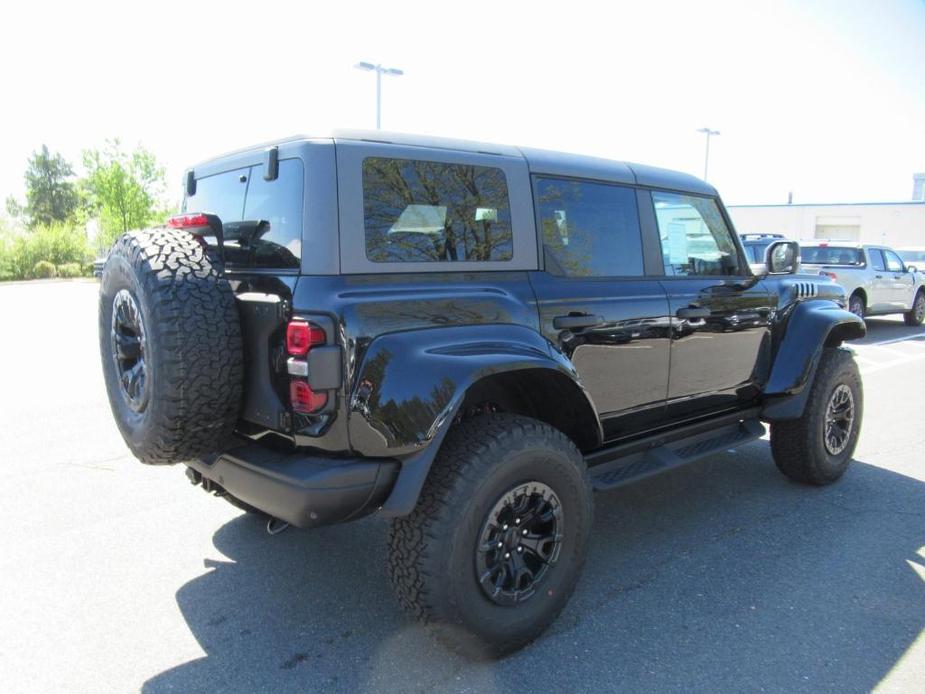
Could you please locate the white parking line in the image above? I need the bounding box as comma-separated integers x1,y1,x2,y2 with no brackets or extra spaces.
858,333,925,348
857,350,925,375
854,344,911,359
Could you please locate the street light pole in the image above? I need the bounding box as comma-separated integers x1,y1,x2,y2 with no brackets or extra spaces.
697,127,720,181
354,61,404,130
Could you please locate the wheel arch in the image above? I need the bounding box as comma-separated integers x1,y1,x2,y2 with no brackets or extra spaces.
348,324,601,516
762,300,865,421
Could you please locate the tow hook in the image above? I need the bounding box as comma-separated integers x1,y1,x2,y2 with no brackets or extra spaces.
266,517,290,535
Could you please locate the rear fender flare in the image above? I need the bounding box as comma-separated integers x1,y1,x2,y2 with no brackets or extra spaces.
345,324,601,516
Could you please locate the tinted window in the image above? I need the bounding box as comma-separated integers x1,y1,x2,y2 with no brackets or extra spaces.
869,249,886,271
884,250,904,272
801,247,863,265
185,169,247,224
184,159,303,269
237,158,303,268
363,157,513,263
898,250,925,264
653,192,741,276
535,177,643,277
744,241,772,263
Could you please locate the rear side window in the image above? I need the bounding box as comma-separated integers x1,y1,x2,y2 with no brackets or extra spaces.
184,158,304,269
869,249,886,271
535,177,643,277
362,157,513,263
802,246,863,266
653,192,742,276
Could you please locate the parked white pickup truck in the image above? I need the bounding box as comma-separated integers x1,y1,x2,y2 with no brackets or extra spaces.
800,241,925,325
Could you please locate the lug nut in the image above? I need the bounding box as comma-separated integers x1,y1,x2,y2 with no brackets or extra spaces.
497,541,503,548
504,552,511,559
515,518,521,525
522,529,528,536
517,546,523,553
502,524,508,531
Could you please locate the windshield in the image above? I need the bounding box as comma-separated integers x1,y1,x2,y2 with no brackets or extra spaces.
898,250,925,264
801,246,863,266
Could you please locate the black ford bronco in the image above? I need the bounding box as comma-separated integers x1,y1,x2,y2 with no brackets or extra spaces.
99,130,865,657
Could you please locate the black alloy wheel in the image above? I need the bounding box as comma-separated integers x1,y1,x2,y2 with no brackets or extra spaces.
476,482,563,605
823,383,855,456
110,289,149,413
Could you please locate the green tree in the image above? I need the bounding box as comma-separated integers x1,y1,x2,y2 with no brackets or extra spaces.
5,196,24,220
17,145,80,228
82,140,168,247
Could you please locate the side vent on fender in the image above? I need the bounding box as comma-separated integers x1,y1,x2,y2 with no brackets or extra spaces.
792,282,818,299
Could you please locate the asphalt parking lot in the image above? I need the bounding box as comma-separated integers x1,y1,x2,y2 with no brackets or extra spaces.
1,280,924,693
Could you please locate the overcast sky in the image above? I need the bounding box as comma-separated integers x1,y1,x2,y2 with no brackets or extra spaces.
2,0,923,210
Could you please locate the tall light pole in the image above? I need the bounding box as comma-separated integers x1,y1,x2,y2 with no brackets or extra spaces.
354,61,404,130
697,127,720,181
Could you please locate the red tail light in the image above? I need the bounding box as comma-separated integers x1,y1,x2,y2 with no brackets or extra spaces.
286,319,328,414
290,381,327,413
286,321,326,356
167,213,210,229
820,271,838,281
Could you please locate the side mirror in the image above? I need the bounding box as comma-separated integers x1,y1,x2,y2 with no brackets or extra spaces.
907,264,917,274
765,240,800,274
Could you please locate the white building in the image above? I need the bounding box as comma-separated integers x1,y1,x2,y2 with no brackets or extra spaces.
727,201,925,248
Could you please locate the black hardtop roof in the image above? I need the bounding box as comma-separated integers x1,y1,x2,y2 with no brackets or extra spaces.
192,130,716,198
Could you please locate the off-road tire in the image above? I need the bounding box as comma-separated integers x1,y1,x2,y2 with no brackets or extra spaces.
903,290,925,326
99,228,243,465
387,414,593,659
848,293,865,320
770,347,862,485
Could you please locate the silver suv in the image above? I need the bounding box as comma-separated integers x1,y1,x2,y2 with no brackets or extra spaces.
801,241,925,325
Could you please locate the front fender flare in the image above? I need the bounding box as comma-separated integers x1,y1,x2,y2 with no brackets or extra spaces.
762,300,865,420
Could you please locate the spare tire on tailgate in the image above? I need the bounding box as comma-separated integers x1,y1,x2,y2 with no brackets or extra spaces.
99,228,244,464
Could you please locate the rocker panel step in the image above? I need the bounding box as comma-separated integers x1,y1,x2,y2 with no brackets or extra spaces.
588,418,765,491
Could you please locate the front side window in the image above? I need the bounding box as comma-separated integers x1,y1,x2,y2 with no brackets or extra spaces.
535,177,643,277
884,250,905,272
362,157,513,263
652,192,742,276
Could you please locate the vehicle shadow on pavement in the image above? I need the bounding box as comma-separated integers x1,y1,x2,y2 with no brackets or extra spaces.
144,448,925,693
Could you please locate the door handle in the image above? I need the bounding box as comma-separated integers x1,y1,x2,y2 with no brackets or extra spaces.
553,314,604,330
676,307,711,319
875,274,883,279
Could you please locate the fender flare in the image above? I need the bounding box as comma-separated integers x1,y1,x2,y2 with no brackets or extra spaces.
761,300,865,420
345,324,601,516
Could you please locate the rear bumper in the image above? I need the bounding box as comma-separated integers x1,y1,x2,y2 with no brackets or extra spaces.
187,443,400,528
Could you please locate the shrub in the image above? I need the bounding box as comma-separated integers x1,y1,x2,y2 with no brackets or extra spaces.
33,260,57,278
57,262,84,278
0,221,91,280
